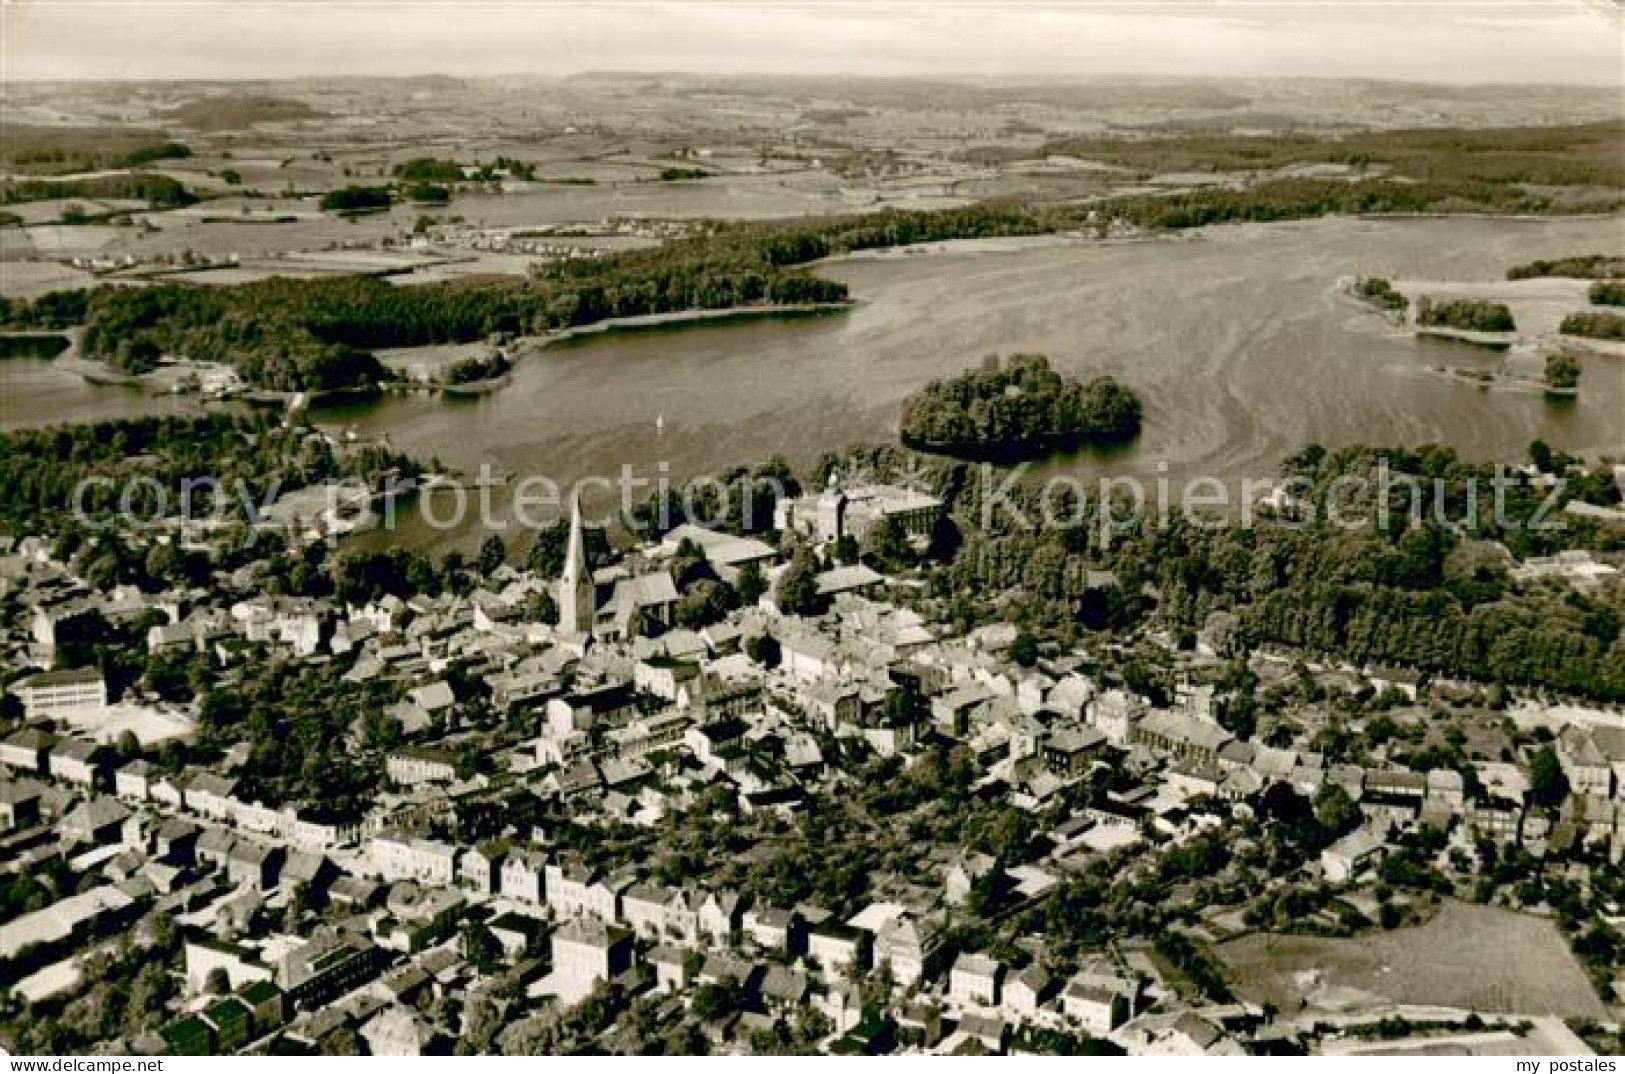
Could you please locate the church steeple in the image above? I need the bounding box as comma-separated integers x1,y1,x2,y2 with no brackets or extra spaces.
557,490,596,635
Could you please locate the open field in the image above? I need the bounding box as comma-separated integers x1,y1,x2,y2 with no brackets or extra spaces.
59,702,195,747
1219,900,1609,1020
0,258,99,298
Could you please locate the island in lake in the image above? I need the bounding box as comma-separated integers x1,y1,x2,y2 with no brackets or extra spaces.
899,352,1142,460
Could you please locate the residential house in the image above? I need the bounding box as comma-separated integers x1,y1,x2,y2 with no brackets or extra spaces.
633,657,701,703
648,944,690,994
806,921,865,980
1321,827,1386,883
48,738,103,789
546,681,636,740
948,953,1003,1009
368,833,457,885
743,905,799,952
186,774,239,823
780,632,843,684
1559,726,1621,799
227,838,282,890
545,862,619,923
698,890,743,944
458,844,503,897
487,912,546,959
1041,726,1107,779
1002,964,1056,1024
1087,688,1145,745
621,883,673,939
0,728,56,776
61,795,133,846
551,919,634,998
945,852,998,907
143,819,194,868
1061,960,1139,1035
499,849,546,906
114,760,155,802
663,889,703,945
759,965,811,1014
875,912,939,987
0,778,46,831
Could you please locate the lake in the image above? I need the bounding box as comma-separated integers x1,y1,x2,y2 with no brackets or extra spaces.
4,216,1621,551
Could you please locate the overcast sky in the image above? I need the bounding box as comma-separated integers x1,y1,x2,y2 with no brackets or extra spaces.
4,1,1622,85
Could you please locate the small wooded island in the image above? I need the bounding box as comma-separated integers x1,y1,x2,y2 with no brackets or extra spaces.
899,353,1142,460
1416,297,1516,333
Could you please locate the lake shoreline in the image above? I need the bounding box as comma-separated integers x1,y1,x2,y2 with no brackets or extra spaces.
12,214,1619,561
525,302,854,351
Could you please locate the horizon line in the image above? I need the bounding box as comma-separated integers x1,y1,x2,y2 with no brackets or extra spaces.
4,71,1622,88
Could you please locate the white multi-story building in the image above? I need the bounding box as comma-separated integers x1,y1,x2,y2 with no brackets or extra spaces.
368,832,457,885
500,850,547,906
551,920,633,1000
385,747,458,786
12,668,106,721
949,953,1003,1009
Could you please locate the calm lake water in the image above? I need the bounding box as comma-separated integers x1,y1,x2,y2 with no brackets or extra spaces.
4,216,1621,552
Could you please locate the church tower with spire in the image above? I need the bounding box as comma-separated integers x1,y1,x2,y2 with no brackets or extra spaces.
557,491,596,636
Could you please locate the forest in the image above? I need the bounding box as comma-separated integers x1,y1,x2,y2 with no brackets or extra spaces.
1037,121,1624,190
0,172,194,209
898,353,1142,459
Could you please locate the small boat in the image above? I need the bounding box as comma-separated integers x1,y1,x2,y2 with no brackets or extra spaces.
656,412,666,435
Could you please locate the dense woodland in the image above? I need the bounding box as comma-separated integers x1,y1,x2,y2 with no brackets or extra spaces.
0,172,193,209
898,353,1142,458
1038,121,1625,190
